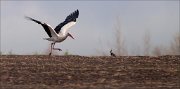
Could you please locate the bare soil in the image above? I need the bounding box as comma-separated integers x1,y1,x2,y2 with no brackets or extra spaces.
0,55,180,89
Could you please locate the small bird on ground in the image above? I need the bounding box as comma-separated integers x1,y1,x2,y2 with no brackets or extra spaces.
110,49,116,57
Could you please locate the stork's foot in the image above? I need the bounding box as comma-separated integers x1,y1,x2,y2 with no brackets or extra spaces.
53,48,62,51
58,49,62,51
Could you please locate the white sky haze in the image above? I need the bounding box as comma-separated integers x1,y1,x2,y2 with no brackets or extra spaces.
1,1,179,56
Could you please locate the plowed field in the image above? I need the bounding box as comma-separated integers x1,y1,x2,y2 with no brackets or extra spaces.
0,55,179,89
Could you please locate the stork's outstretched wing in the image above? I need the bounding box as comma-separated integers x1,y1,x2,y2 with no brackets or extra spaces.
54,9,79,35
25,16,58,38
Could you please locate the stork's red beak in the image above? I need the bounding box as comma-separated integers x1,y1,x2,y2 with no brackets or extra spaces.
68,33,74,39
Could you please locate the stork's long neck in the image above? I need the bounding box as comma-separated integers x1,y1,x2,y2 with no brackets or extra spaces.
65,33,69,38
60,33,69,41
56,33,69,42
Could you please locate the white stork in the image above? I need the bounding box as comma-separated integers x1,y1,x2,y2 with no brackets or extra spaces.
25,9,79,55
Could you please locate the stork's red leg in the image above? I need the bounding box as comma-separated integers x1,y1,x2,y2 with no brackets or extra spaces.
52,43,62,51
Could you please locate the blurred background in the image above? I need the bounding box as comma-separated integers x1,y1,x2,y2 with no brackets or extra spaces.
0,1,179,56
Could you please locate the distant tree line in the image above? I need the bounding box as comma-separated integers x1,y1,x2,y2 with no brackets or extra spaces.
97,17,180,56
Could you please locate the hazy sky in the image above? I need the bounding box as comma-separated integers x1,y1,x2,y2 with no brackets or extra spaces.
1,1,179,56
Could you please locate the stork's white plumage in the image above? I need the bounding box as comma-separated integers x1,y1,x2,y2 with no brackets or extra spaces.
25,9,79,55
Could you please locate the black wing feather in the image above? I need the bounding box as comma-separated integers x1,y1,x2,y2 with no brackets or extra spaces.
54,9,79,34
25,16,52,37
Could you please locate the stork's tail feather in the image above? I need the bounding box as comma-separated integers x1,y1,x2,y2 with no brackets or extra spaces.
43,38,48,40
